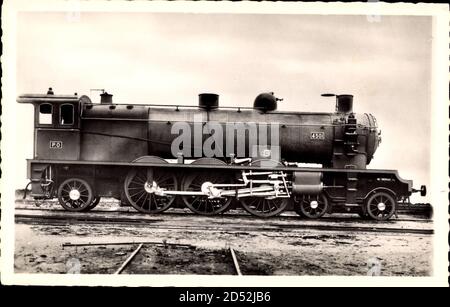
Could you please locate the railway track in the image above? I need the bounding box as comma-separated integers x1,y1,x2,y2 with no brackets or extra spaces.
15,208,434,235
15,204,432,224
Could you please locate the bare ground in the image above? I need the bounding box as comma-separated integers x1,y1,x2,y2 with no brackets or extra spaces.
14,214,432,276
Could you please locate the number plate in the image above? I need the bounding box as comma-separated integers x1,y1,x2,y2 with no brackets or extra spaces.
310,132,325,140
50,141,63,149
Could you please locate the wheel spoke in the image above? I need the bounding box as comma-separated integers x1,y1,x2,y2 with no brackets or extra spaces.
248,197,259,206
130,189,145,199
156,174,171,184
191,196,201,205
128,186,144,190
205,200,213,213
141,193,149,209
149,194,156,210
271,200,279,211
254,199,262,211
133,174,146,184
129,179,144,186
133,191,147,205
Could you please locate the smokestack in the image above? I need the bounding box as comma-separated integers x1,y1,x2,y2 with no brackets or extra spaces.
198,93,219,110
336,94,353,113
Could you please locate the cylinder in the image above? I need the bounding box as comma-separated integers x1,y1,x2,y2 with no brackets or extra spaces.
336,94,353,113
292,172,323,195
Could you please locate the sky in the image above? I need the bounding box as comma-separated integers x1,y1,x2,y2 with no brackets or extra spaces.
15,12,432,202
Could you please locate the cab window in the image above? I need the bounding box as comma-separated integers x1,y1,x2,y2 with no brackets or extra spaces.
60,104,74,125
39,103,53,124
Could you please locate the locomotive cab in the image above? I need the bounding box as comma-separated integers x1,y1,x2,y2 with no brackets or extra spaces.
17,88,81,160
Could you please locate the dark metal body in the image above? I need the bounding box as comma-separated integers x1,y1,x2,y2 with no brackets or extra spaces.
19,92,380,168
17,90,416,216
80,103,380,168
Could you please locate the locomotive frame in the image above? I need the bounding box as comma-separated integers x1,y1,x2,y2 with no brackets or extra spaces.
19,89,426,221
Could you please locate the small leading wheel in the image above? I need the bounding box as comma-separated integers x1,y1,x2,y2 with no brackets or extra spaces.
124,167,177,214
181,158,233,216
83,196,101,212
294,194,329,219
57,178,94,212
365,191,396,221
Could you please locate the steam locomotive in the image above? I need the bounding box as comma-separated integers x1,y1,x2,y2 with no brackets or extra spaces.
18,88,426,220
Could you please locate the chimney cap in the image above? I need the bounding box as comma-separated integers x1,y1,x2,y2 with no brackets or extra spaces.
100,91,113,97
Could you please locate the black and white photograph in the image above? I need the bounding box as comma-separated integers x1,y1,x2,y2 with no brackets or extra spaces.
1,1,448,287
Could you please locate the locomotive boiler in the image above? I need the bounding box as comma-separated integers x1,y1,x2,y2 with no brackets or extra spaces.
80,92,379,169
18,88,426,220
